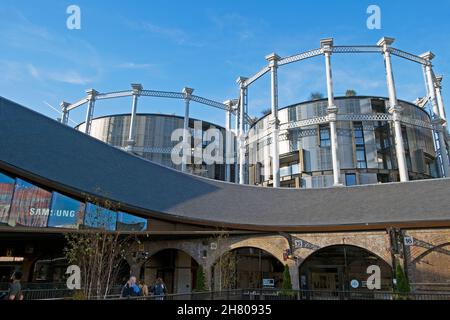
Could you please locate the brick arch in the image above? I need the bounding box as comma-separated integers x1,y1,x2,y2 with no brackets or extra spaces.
209,235,290,266
293,234,392,266
143,241,204,266
298,244,392,269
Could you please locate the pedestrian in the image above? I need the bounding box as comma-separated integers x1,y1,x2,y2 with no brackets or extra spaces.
121,276,141,299
6,271,23,300
151,277,166,300
140,281,149,297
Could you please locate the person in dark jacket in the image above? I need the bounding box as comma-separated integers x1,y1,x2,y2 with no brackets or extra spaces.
151,278,166,300
121,276,141,298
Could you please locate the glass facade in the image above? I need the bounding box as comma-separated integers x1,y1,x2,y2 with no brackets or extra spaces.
0,170,148,232
10,179,52,228
76,114,228,181
248,97,437,188
0,172,15,225
84,203,117,231
117,212,147,231
47,192,85,229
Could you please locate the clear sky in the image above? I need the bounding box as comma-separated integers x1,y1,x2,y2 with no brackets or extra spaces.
1,0,450,127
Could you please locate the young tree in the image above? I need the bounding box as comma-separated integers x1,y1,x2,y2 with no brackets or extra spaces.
64,195,133,299
195,265,206,292
261,108,272,117
281,264,292,290
345,89,357,97
395,263,411,298
210,231,238,291
310,92,324,100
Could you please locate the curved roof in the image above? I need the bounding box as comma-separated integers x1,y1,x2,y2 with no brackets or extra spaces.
1,97,450,231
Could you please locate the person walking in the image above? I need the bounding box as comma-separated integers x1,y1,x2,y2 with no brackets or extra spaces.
140,281,149,297
6,271,23,300
151,277,167,300
121,276,141,299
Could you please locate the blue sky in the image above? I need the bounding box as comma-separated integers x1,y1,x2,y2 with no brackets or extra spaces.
1,0,450,127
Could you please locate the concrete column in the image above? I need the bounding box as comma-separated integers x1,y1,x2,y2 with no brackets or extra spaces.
321,38,342,186
182,87,194,173
434,76,447,122
224,100,233,182
60,101,70,125
84,89,98,135
420,52,450,177
434,76,450,166
433,120,450,177
378,37,409,182
266,53,281,188
127,83,142,151
236,77,248,184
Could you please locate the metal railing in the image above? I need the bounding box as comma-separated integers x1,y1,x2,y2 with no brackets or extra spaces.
102,288,450,301
3,287,450,300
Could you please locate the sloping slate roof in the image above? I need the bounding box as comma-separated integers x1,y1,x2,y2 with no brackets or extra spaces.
1,97,450,230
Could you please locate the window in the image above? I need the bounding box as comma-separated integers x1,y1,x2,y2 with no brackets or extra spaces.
280,163,300,178
319,125,331,147
83,202,117,231
0,172,15,225
345,173,357,186
9,179,52,228
117,212,147,231
47,192,85,229
353,122,367,169
356,146,367,169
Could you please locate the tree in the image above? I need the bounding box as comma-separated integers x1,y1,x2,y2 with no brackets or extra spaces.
310,92,324,100
64,195,133,299
210,231,238,291
261,108,272,117
195,265,207,292
395,263,411,299
281,264,292,290
345,89,357,97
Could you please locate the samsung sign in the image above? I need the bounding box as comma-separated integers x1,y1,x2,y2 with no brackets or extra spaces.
29,208,76,218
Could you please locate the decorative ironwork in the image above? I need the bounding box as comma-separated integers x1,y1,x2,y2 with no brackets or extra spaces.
96,90,133,100
67,98,89,111
191,95,227,111
125,146,173,154
278,48,323,66
337,113,392,122
332,45,382,54
280,115,330,130
400,116,433,129
390,47,428,65
140,89,184,99
244,66,270,87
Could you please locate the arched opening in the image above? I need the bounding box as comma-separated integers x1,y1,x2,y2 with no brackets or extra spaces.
142,249,199,294
299,245,393,292
212,247,284,290
115,259,131,286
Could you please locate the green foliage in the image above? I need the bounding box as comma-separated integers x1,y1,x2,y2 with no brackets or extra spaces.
261,108,272,116
395,263,411,295
281,264,292,290
345,89,357,97
310,92,324,100
195,266,206,292
63,193,132,300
